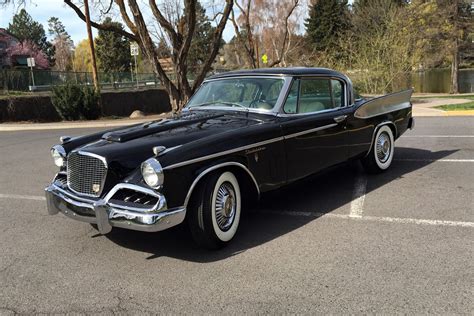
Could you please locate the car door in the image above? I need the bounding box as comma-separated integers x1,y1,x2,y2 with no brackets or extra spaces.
279,77,350,183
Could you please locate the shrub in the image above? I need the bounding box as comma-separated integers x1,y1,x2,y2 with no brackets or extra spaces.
51,83,100,120
82,86,101,120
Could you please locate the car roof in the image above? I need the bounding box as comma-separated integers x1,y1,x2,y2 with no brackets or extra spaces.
207,67,346,80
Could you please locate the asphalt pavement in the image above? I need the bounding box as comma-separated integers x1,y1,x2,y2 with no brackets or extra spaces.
0,117,473,314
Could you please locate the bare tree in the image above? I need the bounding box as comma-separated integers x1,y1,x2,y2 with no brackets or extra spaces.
230,0,300,68
64,0,233,111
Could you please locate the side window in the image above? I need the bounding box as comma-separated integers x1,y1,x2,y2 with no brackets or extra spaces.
283,80,299,114
298,79,332,113
331,79,344,108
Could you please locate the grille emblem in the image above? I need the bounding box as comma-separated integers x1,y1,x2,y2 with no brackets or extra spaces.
92,184,101,193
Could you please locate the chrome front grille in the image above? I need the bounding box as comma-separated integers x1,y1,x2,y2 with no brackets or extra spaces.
67,152,107,197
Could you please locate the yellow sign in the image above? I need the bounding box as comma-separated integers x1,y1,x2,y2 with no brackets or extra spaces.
262,54,268,64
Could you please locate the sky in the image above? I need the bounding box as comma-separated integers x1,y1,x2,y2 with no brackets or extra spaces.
0,0,354,47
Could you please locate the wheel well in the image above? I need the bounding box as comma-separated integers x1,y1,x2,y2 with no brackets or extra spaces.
185,163,260,208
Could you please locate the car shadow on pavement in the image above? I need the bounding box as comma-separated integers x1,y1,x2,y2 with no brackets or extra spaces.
103,147,457,262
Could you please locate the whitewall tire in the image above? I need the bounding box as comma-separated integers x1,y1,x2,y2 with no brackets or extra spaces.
361,125,395,173
188,170,242,249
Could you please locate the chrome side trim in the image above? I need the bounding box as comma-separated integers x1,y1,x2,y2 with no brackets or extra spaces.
354,89,413,119
163,136,285,170
283,123,338,139
183,162,260,207
163,123,338,170
365,121,398,157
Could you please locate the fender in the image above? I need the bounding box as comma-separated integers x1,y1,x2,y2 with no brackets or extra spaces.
183,162,260,207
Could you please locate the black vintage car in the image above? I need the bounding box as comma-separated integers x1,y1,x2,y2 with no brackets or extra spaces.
46,68,414,249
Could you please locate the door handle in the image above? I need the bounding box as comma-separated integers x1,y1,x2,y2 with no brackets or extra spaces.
334,115,347,123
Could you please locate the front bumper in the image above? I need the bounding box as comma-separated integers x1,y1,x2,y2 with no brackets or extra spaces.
45,183,186,234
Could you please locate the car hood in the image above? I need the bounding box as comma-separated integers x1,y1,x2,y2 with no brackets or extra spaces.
69,110,270,172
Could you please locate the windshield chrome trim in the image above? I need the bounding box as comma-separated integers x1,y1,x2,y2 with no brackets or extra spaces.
185,76,293,116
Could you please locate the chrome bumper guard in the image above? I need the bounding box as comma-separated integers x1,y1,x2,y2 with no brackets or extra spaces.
45,182,186,234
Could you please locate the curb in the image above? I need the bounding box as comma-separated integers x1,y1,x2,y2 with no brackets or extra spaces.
0,118,155,132
444,110,474,116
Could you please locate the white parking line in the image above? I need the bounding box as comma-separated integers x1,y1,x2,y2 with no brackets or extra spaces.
350,175,367,218
260,210,474,228
402,135,474,138
1,193,472,228
395,159,474,162
0,193,46,201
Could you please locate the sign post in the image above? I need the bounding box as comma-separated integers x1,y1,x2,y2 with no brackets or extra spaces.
27,57,36,90
130,42,139,89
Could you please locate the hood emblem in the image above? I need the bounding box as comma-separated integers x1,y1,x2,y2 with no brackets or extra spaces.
92,184,101,193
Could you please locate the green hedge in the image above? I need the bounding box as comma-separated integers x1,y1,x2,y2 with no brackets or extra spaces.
51,84,100,120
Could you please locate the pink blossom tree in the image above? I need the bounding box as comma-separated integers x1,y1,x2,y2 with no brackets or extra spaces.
6,40,49,69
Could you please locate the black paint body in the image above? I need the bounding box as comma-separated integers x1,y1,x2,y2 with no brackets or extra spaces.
60,68,413,208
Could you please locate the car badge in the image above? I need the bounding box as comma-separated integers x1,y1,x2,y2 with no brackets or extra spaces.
92,184,101,193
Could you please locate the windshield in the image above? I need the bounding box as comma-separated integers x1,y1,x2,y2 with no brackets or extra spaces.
186,77,285,112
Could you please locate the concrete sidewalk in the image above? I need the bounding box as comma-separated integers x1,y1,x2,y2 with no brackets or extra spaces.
0,114,165,131
412,98,473,117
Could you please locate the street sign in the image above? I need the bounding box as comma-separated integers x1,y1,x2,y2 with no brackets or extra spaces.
130,43,139,56
262,54,268,64
27,57,35,68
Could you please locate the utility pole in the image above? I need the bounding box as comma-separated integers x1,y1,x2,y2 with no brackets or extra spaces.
84,0,99,92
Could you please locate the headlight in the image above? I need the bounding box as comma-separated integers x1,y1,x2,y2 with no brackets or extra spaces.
51,145,66,167
141,158,164,189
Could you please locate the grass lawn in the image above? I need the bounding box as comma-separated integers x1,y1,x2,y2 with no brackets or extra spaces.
435,102,474,111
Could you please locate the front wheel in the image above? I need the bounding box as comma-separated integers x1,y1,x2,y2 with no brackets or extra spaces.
361,125,395,174
188,171,241,249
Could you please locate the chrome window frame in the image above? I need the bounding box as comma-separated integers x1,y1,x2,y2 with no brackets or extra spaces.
184,75,293,116
277,75,352,117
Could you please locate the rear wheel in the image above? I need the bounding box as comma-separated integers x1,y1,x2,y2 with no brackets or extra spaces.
188,171,241,249
361,125,395,173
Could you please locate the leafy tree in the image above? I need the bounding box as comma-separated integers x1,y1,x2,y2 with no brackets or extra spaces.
7,9,54,64
48,17,74,71
95,17,131,73
305,0,350,52
73,39,93,72
186,1,220,72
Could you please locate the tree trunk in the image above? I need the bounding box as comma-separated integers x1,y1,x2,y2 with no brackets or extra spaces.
451,38,459,94
83,0,99,93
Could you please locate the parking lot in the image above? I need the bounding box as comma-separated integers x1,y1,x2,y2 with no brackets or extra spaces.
0,116,473,314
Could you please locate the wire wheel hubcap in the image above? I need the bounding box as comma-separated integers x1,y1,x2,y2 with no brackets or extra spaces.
376,132,391,163
215,182,236,231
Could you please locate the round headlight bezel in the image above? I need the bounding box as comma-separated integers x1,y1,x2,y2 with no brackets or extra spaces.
51,145,66,168
141,158,164,189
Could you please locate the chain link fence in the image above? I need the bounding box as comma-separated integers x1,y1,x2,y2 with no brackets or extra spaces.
0,68,162,93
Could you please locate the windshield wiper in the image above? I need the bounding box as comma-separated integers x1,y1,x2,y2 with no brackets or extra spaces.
189,101,249,110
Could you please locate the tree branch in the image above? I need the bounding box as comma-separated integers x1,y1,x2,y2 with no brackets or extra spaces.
193,0,234,91
115,0,138,35
63,0,137,41
267,0,299,67
149,0,180,48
